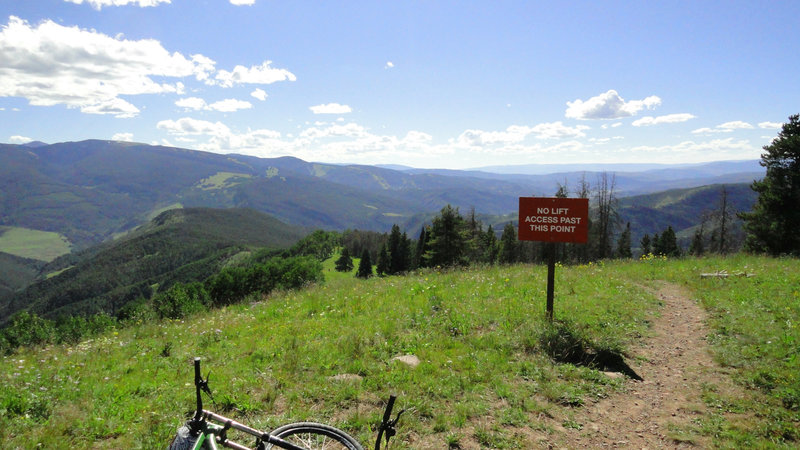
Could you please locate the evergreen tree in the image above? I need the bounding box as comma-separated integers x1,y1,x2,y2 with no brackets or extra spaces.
424,205,467,267
498,222,519,264
387,224,402,274
616,222,632,258
740,114,800,255
334,247,354,272
640,233,652,256
397,232,412,272
658,226,681,257
482,225,499,264
413,226,429,269
376,244,390,276
356,249,373,279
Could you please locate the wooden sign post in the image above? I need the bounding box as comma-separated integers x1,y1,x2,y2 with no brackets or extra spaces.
518,197,589,321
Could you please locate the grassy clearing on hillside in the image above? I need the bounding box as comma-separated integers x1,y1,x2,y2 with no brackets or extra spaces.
0,256,797,448
0,226,72,262
196,172,253,190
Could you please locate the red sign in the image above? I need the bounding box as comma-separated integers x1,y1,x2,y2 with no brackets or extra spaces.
518,197,589,243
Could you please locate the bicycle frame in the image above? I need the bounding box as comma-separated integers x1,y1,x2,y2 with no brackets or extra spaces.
172,358,404,450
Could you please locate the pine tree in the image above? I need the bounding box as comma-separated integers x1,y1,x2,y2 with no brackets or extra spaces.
356,249,373,278
413,226,429,269
640,233,652,256
482,225,498,264
616,222,632,258
498,222,519,264
334,247,354,272
376,244,390,276
658,226,681,257
740,114,800,255
424,205,467,267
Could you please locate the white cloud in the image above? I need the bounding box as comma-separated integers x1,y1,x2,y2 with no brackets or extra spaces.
112,132,134,142
565,90,661,120
692,120,754,134
627,138,757,161
175,97,252,112
454,122,588,147
157,117,231,137
230,0,255,5
530,122,590,139
632,113,696,127
214,61,296,87
385,61,394,69
176,97,207,110
208,99,252,112
251,88,268,101
9,135,32,144
758,121,782,129
82,98,141,117
64,0,170,10
300,123,367,139
309,103,353,114
718,121,754,130
0,16,208,117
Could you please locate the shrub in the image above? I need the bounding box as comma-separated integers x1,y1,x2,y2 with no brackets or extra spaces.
153,282,210,319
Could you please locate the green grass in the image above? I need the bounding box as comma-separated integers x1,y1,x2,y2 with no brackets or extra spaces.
195,172,253,190
1,255,798,448
0,226,72,262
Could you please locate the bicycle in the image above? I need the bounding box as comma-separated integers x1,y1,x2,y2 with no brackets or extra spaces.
169,358,405,450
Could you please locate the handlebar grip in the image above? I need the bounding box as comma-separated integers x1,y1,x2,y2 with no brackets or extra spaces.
194,357,201,383
382,395,397,422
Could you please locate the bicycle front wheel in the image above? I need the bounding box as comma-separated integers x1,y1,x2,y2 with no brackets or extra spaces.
266,422,363,450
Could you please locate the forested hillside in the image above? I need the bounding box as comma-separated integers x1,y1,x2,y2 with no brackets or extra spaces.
0,208,306,323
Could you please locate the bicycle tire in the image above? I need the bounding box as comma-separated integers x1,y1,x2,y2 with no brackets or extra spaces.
265,422,363,450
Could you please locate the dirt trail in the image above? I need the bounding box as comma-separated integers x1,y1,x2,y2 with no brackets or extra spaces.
553,282,724,448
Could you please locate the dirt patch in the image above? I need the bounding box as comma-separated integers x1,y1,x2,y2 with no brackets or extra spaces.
546,282,743,448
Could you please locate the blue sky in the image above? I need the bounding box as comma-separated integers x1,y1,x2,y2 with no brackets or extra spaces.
1,0,797,169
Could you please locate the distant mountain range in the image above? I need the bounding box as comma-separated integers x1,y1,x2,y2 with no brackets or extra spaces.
0,139,763,321
0,139,763,249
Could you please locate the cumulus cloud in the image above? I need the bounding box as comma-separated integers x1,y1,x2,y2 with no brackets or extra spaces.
251,88,268,101
176,97,208,110
9,135,32,144
455,122,588,147
214,61,296,87
309,103,353,114
627,138,757,161
565,90,661,120
300,122,367,139
175,97,252,112
758,121,782,129
632,113,696,127
530,122,590,139
0,16,208,117
692,120,754,134
718,121,754,130
112,132,134,142
385,61,394,69
64,0,171,10
157,117,232,137
230,0,255,5
208,99,252,112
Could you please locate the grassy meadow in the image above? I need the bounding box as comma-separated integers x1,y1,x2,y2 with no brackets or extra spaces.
0,226,72,262
1,255,798,448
